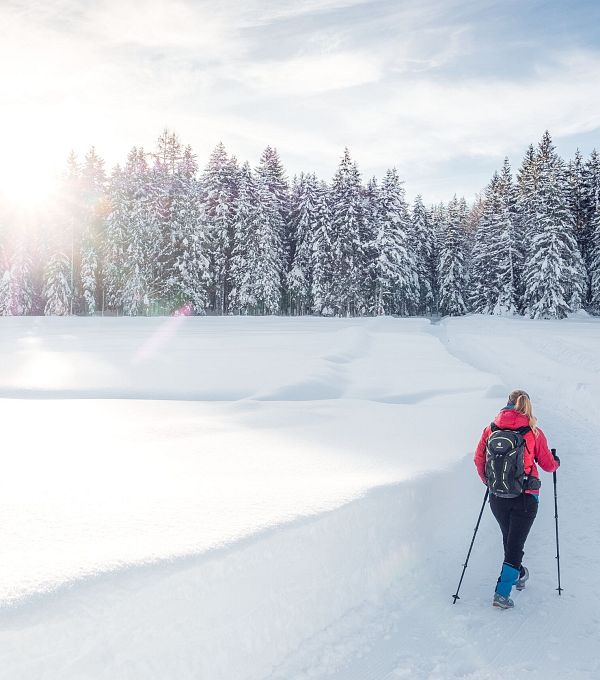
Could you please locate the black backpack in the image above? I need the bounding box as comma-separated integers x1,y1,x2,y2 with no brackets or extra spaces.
485,423,531,498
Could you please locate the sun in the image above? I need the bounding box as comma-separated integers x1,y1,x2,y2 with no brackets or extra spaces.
0,158,60,212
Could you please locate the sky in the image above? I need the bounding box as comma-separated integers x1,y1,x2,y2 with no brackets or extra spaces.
1,0,600,205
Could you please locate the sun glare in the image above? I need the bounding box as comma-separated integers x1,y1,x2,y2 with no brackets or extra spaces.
0,161,59,211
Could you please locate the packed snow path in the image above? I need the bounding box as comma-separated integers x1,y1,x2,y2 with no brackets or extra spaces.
0,315,599,679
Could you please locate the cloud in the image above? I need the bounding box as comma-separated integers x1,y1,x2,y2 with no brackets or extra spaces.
0,0,599,205
237,52,382,95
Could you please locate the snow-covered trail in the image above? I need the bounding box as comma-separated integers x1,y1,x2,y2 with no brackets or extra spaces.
1,315,599,679
273,315,600,680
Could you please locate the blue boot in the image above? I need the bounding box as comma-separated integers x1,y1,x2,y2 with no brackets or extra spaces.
493,562,519,608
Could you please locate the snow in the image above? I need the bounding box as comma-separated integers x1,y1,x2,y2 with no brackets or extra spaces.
1,315,599,679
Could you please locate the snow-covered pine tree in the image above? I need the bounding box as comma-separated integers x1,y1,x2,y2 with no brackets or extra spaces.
411,195,436,315
229,163,283,315
149,157,174,311
127,148,167,315
53,152,80,313
103,164,127,312
469,166,520,315
154,129,183,174
495,159,522,313
588,207,600,311
228,163,253,314
361,177,380,314
583,149,600,292
584,149,600,225
522,132,586,318
438,196,468,316
104,147,162,316
0,228,34,315
567,150,589,258
0,215,14,313
516,143,540,246
287,173,319,314
256,147,289,312
202,143,237,314
44,252,72,315
80,245,98,315
0,270,12,315
79,147,106,314
372,168,418,316
311,180,334,315
428,203,447,310
584,149,600,310
329,149,364,316
168,145,210,313
469,176,498,314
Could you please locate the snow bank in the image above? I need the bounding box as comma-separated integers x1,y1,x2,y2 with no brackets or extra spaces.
0,316,496,604
1,469,471,680
2,315,600,679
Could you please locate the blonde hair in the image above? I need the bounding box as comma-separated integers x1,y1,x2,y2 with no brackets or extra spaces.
509,389,538,434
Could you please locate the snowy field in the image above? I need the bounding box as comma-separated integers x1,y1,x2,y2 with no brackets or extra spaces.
0,315,599,679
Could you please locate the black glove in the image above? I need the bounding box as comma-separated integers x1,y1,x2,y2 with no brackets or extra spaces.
551,449,560,466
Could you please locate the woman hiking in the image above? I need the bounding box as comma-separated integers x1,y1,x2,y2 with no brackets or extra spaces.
474,390,560,609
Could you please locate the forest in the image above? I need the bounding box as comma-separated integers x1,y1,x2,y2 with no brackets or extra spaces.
0,130,598,320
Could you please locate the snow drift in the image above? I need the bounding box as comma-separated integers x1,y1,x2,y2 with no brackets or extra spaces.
1,315,599,679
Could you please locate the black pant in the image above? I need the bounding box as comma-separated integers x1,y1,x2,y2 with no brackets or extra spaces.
489,493,538,569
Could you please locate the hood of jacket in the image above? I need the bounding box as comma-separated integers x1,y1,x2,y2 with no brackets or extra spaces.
494,408,530,430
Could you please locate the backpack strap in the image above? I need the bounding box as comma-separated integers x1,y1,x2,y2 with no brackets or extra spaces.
490,423,530,435
515,425,534,475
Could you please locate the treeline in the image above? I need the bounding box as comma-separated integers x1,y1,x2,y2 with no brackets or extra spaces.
0,130,599,319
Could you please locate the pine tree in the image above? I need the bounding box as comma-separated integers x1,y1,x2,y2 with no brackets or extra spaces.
495,159,522,313
583,149,600,294
567,149,589,256
103,165,127,312
202,143,237,314
154,128,183,173
470,166,520,315
80,245,98,314
229,163,283,314
583,151,600,310
522,132,586,318
517,143,540,246
311,181,334,315
589,209,600,310
361,177,380,314
329,149,364,316
372,168,418,315
411,195,436,315
44,252,72,315
256,147,289,311
0,270,13,316
469,176,498,314
104,147,163,316
287,173,319,315
79,147,106,314
168,146,210,312
0,231,34,315
438,196,468,316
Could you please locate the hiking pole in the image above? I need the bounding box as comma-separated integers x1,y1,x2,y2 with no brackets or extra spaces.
452,488,489,603
551,448,563,596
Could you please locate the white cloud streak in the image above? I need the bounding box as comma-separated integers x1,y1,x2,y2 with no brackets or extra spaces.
0,0,599,204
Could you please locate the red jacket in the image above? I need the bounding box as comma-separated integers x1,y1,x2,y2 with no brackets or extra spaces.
474,408,559,494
